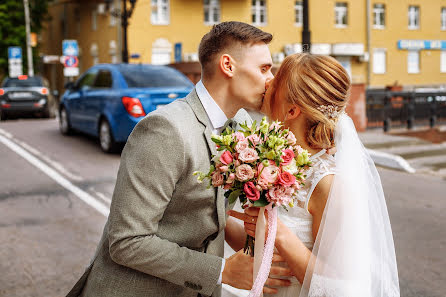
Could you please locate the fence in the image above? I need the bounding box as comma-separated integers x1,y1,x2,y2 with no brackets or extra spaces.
366,89,446,131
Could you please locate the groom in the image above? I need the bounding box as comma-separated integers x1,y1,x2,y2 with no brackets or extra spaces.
66,22,290,297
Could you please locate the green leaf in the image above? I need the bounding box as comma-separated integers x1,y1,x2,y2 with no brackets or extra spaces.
252,194,269,207
228,189,242,204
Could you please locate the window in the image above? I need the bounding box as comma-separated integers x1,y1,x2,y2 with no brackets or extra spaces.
373,4,385,29
110,3,117,26
335,2,348,27
204,0,220,25
408,6,419,30
442,8,446,30
117,65,193,88
91,10,97,31
251,0,267,26
151,0,169,25
77,70,98,90
441,51,446,73
295,1,303,26
373,49,386,74
94,70,113,88
408,51,420,73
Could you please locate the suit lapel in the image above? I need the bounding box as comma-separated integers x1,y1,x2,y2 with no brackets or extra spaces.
186,89,224,231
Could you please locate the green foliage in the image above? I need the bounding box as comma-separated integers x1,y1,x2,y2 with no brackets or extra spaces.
0,0,50,78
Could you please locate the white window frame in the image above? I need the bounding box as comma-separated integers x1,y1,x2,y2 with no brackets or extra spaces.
251,0,267,26
407,51,420,74
441,51,446,73
441,7,446,30
151,0,170,25
372,49,386,74
295,1,303,27
408,5,419,30
335,2,348,28
91,10,97,31
204,0,220,25
373,3,385,29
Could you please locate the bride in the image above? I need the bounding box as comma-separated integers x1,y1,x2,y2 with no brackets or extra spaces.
228,53,400,297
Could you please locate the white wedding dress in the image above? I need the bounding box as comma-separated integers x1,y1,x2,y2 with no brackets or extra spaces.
265,149,335,297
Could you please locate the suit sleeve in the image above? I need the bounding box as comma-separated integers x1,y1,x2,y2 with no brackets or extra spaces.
108,113,222,296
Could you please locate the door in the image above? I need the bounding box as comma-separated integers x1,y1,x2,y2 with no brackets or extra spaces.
70,69,98,132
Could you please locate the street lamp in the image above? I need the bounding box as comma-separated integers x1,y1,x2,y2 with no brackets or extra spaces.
106,0,137,63
302,0,311,52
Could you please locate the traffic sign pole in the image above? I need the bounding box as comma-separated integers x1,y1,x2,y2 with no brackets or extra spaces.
23,0,34,77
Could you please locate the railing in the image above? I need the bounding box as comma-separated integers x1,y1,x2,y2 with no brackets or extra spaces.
366,89,446,131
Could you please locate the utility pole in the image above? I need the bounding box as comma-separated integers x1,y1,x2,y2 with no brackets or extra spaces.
302,0,311,53
23,0,34,76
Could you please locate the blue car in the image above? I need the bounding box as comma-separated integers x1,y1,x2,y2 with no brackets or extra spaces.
59,63,194,153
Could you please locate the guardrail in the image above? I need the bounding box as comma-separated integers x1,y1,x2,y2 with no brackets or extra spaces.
366,89,446,131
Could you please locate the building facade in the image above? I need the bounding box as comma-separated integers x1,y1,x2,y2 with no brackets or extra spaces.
41,0,446,91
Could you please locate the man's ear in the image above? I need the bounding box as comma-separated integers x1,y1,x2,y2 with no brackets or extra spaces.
219,54,234,78
286,105,301,120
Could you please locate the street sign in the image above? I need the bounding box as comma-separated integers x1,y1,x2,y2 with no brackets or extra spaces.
8,47,23,77
64,67,79,77
8,47,22,59
62,40,79,56
63,56,79,68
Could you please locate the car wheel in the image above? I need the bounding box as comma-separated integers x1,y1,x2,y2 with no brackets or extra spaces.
99,119,119,153
59,107,72,135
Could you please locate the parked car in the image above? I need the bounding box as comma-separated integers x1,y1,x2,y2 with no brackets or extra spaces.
0,75,56,120
59,63,194,153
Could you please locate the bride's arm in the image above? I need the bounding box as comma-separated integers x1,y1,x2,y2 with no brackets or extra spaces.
224,216,247,251
231,174,334,284
274,174,333,283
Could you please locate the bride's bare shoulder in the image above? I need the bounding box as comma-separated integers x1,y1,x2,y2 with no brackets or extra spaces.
308,174,334,217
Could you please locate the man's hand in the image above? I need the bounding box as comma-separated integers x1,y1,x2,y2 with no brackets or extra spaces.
222,249,293,294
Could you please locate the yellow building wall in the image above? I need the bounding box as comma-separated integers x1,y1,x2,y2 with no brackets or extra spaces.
370,0,446,87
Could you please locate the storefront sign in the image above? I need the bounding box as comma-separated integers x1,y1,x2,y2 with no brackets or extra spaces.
397,40,446,50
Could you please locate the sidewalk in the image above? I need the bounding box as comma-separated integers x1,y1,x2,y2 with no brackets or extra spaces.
359,125,446,177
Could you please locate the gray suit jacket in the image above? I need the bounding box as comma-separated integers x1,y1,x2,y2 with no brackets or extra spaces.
66,90,252,297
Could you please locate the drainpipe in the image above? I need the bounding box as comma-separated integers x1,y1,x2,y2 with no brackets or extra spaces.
302,0,311,52
366,0,371,86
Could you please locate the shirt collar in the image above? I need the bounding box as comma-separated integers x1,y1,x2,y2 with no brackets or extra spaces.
195,80,228,131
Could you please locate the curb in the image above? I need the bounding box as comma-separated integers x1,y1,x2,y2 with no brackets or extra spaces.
367,149,416,173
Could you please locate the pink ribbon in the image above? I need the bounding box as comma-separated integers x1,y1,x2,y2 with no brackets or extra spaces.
248,204,278,297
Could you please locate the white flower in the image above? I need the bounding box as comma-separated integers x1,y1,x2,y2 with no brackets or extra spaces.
282,158,298,175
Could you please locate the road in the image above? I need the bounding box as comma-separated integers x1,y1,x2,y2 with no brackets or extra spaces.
0,118,444,297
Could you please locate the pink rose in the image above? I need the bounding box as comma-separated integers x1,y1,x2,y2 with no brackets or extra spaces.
238,148,259,163
219,165,229,173
233,132,246,142
286,131,297,145
278,171,296,187
247,134,261,146
235,140,249,153
281,149,295,166
244,182,260,201
267,185,294,206
223,184,232,190
234,160,241,167
211,172,224,187
257,178,269,190
235,164,255,181
257,162,280,184
220,151,233,165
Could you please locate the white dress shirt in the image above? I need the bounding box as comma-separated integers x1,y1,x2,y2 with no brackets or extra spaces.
195,80,227,284
195,80,228,135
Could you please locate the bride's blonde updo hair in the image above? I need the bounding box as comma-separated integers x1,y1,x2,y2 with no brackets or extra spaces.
272,53,351,149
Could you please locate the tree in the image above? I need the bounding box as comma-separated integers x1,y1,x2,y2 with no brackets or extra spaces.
0,0,50,78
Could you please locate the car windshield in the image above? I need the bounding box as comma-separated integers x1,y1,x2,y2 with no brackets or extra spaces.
117,64,193,88
3,77,43,87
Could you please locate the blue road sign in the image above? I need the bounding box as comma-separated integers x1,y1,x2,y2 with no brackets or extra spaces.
8,47,22,60
174,43,182,63
62,40,79,56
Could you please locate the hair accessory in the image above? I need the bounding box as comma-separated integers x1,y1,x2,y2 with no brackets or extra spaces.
317,104,345,120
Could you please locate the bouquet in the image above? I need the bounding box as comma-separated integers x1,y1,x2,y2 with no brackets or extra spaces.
194,117,312,297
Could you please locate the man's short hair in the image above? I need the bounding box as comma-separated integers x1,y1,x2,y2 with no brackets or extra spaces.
198,21,273,77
